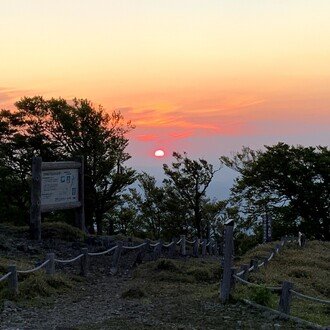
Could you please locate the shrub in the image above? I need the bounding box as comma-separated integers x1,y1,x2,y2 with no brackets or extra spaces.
154,259,180,272
41,222,86,241
249,286,273,307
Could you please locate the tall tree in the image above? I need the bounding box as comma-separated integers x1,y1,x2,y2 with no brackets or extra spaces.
0,96,136,232
220,143,330,240
163,152,220,237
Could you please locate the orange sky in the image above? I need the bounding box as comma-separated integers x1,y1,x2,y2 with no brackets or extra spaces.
1,0,330,167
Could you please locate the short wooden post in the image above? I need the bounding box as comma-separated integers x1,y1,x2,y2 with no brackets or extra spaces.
193,237,199,257
263,257,269,267
220,219,235,303
8,265,18,296
241,264,249,280
201,239,207,257
278,281,293,314
252,259,259,272
30,157,42,240
80,248,89,276
275,244,280,254
168,238,176,258
46,253,55,276
180,235,186,256
214,241,219,256
154,240,162,260
230,267,237,290
207,239,212,255
110,241,122,274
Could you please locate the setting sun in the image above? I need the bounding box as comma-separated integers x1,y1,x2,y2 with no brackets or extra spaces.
154,149,165,157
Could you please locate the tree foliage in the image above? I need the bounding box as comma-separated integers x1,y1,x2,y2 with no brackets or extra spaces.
163,152,220,237
221,143,330,240
0,96,135,232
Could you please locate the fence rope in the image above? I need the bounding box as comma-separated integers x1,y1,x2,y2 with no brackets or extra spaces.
236,270,245,277
163,241,174,248
248,265,254,272
258,261,265,267
291,290,330,305
0,272,12,282
88,245,117,256
54,254,84,264
268,252,274,261
17,259,50,274
122,242,147,250
150,242,161,247
186,240,196,244
233,275,281,292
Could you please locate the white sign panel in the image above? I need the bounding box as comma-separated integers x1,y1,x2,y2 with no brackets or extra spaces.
41,169,79,206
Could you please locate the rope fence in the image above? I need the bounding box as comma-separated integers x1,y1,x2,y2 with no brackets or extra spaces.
54,254,84,264
0,234,218,297
0,272,12,282
17,259,50,274
220,226,330,319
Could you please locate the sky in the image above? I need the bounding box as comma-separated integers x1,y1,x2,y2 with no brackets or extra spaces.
1,1,330,198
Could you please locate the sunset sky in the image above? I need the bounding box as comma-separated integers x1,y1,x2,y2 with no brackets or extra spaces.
1,1,330,197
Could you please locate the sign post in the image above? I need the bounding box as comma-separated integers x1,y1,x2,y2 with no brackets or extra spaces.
30,157,85,240
262,213,272,243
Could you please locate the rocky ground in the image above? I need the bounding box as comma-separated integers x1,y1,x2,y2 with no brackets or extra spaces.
0,227,318,329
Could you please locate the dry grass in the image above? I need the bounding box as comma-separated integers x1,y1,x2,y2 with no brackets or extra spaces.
233,240,330,326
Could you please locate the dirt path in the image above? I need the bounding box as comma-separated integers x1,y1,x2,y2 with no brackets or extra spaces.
0,270,313,330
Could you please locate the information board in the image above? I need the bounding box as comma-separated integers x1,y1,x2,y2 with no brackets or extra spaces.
41,169,79,206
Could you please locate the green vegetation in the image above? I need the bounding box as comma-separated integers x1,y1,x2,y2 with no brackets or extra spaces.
221,143,330,240
233,240,330,326
41,222,87,241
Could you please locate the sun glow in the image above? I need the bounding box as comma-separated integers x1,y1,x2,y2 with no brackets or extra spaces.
154,149,165,157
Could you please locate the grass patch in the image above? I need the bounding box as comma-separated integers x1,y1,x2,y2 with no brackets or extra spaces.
0,272,74,308
41,222,86,241
233,240,330,326
121,287,146,299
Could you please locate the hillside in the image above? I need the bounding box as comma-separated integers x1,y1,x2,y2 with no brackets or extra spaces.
234,240,330,327
0,224,327,329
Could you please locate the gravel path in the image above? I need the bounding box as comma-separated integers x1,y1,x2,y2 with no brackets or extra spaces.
0,271,314,330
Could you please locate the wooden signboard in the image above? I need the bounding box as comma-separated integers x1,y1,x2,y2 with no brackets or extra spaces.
30,157,85,240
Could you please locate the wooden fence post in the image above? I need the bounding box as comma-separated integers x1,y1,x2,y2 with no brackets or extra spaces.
8,265,18,296
80,248,89,276
241,264,249,280
180,235,186,256
278,281,293,314
201,239,207,257
208,239,213,255
263,257,269,267
154,240,162,260
30,157,42,240
193,237,199,257
214,241,219,256
46,253,55,276
252,259,259,272
110,241,122,274
220,219,235,303
168,238,176,258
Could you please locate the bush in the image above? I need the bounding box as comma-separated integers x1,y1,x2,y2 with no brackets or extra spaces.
187,267,213,282
41,222,86,241
154,259,180,272
249,286,273,307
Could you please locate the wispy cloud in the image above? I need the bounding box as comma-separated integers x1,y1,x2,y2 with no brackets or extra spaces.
119,94,265,142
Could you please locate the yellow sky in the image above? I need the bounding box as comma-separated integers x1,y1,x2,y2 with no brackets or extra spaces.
1,0,330,161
